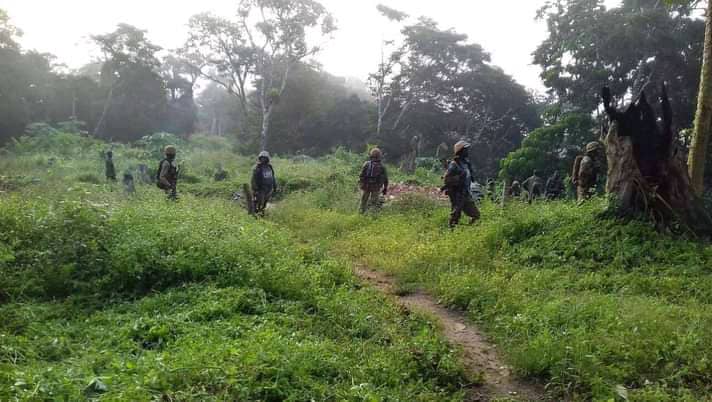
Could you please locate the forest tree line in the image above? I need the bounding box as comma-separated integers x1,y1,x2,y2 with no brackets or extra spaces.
0,0,709,183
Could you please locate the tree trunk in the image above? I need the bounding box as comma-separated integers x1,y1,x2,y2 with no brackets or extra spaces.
260,106,272,151
603,85,712,236
94,85,114,138
689,4,712,196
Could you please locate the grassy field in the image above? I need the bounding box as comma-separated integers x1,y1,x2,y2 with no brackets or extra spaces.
3,131,712,401
0,133,469,401
274,185,712,401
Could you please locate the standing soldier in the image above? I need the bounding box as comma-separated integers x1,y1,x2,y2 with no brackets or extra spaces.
545,171,565,200
359,148,389,214
104,150,117,182
251,151,277,216
157,145,178,200
443,141,480,227
522,170,544,203
572,142,603,201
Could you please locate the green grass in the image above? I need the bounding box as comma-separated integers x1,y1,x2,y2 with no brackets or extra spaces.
0,133,470,401
5,130,712,401
274,193,712,401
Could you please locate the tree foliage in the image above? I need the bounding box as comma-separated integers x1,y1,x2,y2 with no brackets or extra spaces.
534,0,704,130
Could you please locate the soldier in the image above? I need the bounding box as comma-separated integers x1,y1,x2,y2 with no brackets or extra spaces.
214,164,228,182
104,151,117,182
251,151,277,216
443,141,480,228
157,145,178,200
511,180,522,198
572,142,603,201
545,171,565,200
123,171,135,195
522,170,544,204
359,148,389,214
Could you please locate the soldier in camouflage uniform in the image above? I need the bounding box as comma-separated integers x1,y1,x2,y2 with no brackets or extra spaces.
251,151,278,216
572,142,604,201
522,170,544,203
443,141,480,227
157,146,178,200
359,148,389,214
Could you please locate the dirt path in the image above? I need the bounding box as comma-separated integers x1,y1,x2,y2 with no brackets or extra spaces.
355,266,548,402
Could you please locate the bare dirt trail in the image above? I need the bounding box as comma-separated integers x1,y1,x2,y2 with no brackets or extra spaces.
354,266,549,402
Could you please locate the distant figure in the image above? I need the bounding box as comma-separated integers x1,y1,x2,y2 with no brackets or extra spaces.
443,141,480,228
137,164,152,184
123,171,135,195
511,180,522,198
104,151,116,182
251,151,277,216
214,165,228,182
545,171,565,200
572,142,604,201
522,170,544,204
359,148,389,214
157,145,178,200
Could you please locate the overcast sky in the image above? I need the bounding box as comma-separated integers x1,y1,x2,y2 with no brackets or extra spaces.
2,0,622,92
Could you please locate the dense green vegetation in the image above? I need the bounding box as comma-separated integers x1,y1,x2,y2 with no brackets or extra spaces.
0,134,471,401
273,175,712,401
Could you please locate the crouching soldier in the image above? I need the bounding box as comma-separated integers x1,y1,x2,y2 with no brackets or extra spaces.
252,151,277,216
157,146,178,200
359,148,389,214
443,141,480,228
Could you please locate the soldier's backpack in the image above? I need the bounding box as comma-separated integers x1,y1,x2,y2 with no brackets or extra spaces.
155,159,177,190
364,160,384,184
443,160,464,188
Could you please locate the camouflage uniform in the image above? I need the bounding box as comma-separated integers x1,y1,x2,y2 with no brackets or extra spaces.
252,151,277,216
522,171,544,203
359,148,389,213
444,141,480,227
158,146,178,200
511,180,522,198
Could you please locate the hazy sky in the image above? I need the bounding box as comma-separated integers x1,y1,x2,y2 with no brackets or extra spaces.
2,0,621,92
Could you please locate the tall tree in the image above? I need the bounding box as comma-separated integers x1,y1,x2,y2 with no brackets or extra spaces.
184,0,336,151
371,17,539,177
535,0,703,130
91,24,167,141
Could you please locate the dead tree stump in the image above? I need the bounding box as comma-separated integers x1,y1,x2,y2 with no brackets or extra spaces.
602,85,712,236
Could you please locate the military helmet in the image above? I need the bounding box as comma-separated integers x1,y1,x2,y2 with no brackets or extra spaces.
258,151,271,160
585,141,602,154
164,145,177,155
369,148,382,160
453,140,471,155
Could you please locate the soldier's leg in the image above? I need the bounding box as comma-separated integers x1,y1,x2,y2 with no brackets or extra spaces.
360,191,371,213
369,190,381,210
463,196,480,224
449,192,464,227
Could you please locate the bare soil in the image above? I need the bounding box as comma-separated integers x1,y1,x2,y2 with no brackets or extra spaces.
354,266,550,402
